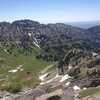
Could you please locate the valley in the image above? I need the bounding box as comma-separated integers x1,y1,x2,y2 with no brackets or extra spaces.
0,20,100,100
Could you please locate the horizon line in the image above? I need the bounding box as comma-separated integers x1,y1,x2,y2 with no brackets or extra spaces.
0,19,100,24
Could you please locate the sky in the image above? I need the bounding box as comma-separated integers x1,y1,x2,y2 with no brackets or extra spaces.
0,0,100,23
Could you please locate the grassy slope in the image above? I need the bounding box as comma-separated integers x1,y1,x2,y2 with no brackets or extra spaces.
80,86,100,97
0,47,52,92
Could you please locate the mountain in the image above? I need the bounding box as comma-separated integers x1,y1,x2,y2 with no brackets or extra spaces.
1,20,100,99
67,21,100,29
0,20,85,44
0,19,100,60
88,25,100,34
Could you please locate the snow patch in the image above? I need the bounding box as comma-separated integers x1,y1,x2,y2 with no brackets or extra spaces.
65,82,71,86
73,86,80,91
8,69,18,73
28,33,32,37
8,65,23,73
55,74,62,78
20,68,24,71
92,52,98,56
83,87,87,90
4,49,8,53
68,64,73,70
59,74,71,82
33,37,40,48
40,73,61,85
33,41,40,48
39,73,71,85
40,77,56,85
34,38,39,44
39,73,48,81
17,65,22,70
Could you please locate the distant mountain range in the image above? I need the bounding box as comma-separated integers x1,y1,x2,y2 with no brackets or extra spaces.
0,19,100,51
67,21,100,28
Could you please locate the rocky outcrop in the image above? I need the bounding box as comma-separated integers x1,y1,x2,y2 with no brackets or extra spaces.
35,89,63,100
0,19,100,49
0,88,45,100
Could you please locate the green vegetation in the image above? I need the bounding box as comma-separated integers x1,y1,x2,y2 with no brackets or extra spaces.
80,87,100,97
1,82,22,93
0,46,52,93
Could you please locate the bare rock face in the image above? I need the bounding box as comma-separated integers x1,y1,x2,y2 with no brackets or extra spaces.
1,19,100,49
47,95,61,100
35,89,63,100
0,88,46,100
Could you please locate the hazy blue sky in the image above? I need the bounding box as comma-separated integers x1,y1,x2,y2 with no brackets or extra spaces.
0,0,100,23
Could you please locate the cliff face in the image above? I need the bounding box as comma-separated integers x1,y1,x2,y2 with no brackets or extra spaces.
0,19,100,49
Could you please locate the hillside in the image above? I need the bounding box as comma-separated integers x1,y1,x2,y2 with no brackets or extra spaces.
0,19,99,49
0,46,51,93
1,19,100,62
1,20,100,99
